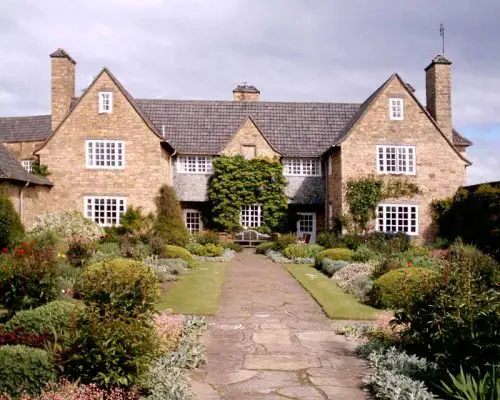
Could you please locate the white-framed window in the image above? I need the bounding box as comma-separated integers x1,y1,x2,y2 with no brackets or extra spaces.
86,140,125,169
377,145,415,175
177,156,213,174
84,196,127,227
184,209,202,234
240,204,262,228
21,159,33,173
389,98,403,120
283,158,321,176
376,204,418,236
99,92,113,114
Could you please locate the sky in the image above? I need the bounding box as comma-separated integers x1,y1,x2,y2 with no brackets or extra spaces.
0,0,499,184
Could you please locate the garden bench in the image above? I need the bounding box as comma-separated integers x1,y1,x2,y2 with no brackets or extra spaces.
234,230,270,247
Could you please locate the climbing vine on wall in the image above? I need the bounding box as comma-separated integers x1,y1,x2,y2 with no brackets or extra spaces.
208,155,288,233
344,175,421,233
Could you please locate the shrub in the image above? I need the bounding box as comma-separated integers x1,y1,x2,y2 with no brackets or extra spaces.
0,327,53,348
332,262,375,291
98,242,121,255
120,205,154,237
361,231,411,254
5,300,79,340
66,238,97,267
186,243,224,257
256,242,276,254
284,243,323,259
274,233,297,251
162,245,196,268
0,345,56,397
316,232,346,249
153,185,189,247
81,258,160,317
371,267,439,309
0,193,24,249
223,242,243,253
61,311,159,389
120,240,153,260
345,275,374,303
0,241,59,316
319,259,349,277
193,231,219,245
352,244,377,262
373,252,442,279
29,211,104,242
154,312,184,353
315,248,354,267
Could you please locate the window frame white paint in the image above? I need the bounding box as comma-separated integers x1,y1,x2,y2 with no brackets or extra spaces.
376,145,416,175
84,196,127,227
184,209,203,234
240,204,262,228
176,155,213,174
376,203,419,236
85,140,125,169
296,212,317,243
389,98,404,120
282,158,322,177
98,92,113,114
21,159,33,173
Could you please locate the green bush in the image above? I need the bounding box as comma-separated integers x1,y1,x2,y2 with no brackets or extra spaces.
352,244,377,262
223,242,243,252
61,311,158,389
0,241,59,316
81,258,160,317
0,193,24,249
194,231,219,245
274,233,297,251
314,248,354,267
283,243,323,259
66,238,97,267
5,300,79,340
153,185,190,247
120,205,154,236
162,245,196,268
371,267,439,309
256,242,276,254
373,252,442,279
120,240,153,260
98,241,121,256
187,243,224,257
316,232,346,249
28,210,104,241
0,345,56,397
319,259,349,276
362,232,411,254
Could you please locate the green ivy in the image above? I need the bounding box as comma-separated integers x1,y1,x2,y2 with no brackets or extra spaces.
345,175,421,233
208,155,288,233
32,160,50,177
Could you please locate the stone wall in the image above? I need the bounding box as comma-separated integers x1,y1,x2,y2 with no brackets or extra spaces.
3,141,45,161
36,70,171,217
0,182,51,227
333,76,467,243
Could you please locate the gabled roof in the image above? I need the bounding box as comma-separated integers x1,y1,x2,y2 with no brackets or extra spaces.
135,99,360,157
0,144,52,186
453,129,473,146
0,115,51,143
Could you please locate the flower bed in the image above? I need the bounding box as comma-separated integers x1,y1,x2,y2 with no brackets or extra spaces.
266,249,314,264
193,248,236,262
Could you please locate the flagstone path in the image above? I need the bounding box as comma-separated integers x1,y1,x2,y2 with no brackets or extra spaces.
191,250,371,399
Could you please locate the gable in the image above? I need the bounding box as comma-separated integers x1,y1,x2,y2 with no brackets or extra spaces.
219,117,280,158
339,74,470,166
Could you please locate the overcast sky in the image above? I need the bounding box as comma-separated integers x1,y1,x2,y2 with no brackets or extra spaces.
1,0,499,184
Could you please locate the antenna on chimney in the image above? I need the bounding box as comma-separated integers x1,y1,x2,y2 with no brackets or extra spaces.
440,24,445,55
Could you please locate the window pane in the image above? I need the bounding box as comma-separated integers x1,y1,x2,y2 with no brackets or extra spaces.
377,204,418,235
85,197,126,227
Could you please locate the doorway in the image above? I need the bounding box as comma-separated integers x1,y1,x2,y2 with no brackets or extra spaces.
297,212,316,243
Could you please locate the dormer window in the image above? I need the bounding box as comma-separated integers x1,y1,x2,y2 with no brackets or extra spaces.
389,98,403,120
99,92,113,114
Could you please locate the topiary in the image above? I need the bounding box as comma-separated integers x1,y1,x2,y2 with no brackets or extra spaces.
315,248,354,267
162,245,196,268
0,345,56,397
0,193,24,249
256,241,276,254
5,300,79,341
283,243,323,259
81,258,160,318
153,185,189,247
371,267,439,309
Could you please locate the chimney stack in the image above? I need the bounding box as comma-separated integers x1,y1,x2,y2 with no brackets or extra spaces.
425,55,452,142
50,48,76,131
233,84,260,101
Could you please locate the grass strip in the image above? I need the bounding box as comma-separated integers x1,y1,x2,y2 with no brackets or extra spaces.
283,263,379,320
158,262,228,315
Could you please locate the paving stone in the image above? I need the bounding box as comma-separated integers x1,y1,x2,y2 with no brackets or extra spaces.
278,385,324,399
253,330,292,345
318,385,369,399
205,370,258,385
190,380,220,400
296,331,347,342
244,354,321,370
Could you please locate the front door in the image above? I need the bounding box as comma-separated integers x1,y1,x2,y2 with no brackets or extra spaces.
297,212,316,243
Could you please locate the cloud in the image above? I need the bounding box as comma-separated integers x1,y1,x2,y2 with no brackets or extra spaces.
0,0,499,182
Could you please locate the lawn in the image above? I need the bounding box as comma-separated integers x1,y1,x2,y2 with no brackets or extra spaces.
283,264,379,320
157,262,228,315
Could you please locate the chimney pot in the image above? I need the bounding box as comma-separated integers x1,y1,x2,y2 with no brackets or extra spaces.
233,84,260,101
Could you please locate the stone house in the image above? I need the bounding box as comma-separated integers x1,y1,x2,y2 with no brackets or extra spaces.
0,49,471,243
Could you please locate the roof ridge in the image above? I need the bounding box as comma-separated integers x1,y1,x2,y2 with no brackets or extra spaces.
136,98,362,106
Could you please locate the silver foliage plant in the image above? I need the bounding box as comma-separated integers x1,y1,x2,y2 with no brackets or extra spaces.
194,248,236,262
266,249,314,264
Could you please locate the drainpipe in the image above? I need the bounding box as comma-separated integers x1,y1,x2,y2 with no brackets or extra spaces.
19,181,29,223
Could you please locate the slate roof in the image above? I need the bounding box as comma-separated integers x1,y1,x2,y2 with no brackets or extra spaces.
0,144,52,186
0,115,51,143
135,99,360,157
452,129,473,146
